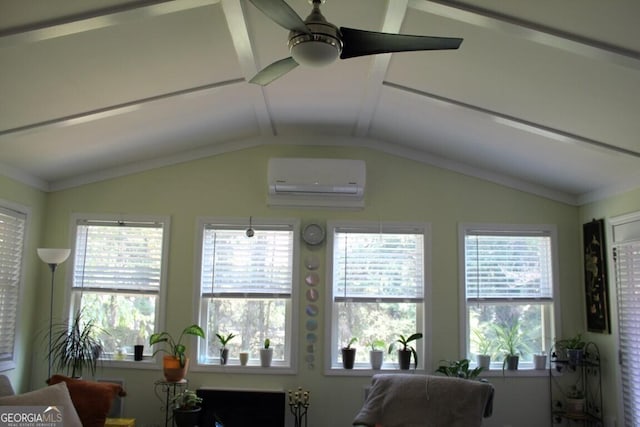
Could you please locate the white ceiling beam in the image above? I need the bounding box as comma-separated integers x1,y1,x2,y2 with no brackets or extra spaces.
221,0,275,136
0,0,220,47
353,0,409,137
411,0,640,70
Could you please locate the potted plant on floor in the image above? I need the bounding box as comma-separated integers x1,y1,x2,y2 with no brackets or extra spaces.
260,338,273,367
49,309,105,379
216,332,236,365
341,337,357,369
493,321,529,371
150,324,205,381
388,333,423,370
368,339,385,370
172,389,203,427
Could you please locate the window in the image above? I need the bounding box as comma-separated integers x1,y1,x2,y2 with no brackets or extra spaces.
196,218,298,370
326,221,430,372
461,224,558,369
70,215,169,359
611,211,640,426
0,205,27,370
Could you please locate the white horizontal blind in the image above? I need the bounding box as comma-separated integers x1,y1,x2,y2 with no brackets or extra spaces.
333,230,424,302
0,207,26,363
201,227,294,297
465,232,553,301
73,220,164,292
614,241,640,427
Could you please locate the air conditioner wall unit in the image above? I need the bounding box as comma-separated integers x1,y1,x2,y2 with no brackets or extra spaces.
267,158,366,208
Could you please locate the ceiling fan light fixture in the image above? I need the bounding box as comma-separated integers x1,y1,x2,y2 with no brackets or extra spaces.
289,33,341,67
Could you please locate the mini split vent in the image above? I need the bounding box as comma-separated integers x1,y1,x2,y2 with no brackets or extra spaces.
267,158,366,208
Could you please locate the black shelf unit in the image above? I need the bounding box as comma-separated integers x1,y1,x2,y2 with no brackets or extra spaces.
549,342,603,426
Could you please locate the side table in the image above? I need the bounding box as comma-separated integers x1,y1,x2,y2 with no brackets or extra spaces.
154,379,188,427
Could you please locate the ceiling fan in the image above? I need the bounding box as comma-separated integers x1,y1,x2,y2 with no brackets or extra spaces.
248,0,463,86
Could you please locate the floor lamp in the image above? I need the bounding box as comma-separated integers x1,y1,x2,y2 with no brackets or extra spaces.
37,248,71,380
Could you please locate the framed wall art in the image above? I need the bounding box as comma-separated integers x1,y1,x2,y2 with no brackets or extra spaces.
583,219,611,333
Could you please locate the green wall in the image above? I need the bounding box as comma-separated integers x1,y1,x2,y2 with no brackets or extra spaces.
3,143,594,426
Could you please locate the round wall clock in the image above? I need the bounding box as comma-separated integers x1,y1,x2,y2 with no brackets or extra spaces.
302,223,325,245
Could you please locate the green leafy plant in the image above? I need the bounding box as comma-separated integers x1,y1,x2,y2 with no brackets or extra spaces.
388,333,423,369
49,309,105,378
556,333,585,350
149,324,205,368
343,337,357,350
436,358,484,380
493,322,529,357
368,339,386,351
263,338,270,349
172,389,203,410
216,332,236,348
472,328,494,356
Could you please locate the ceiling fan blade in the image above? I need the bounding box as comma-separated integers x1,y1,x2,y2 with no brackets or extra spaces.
340,27,462,60
248,0,310,34
249,57,299,86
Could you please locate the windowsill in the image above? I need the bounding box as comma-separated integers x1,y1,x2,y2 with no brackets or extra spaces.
191,364,297,375
98,357,159,370
325,367,550,378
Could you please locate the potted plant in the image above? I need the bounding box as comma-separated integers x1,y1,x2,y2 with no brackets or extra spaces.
215,332,236,365
260,338,273,367
435,358,484,380
172,389,203,427
149,324,205,381
368,339,385,370
471,328,493,370
49,309,105,378
493,321,529,371
388,333,423,370
341,337,357,369
556,333,585,366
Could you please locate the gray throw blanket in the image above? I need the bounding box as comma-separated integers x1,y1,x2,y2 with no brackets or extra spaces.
353,374,494,427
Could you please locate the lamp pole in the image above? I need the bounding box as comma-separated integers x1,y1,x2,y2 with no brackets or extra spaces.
46,262,57,380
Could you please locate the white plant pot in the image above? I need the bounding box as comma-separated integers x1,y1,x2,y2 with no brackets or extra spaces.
239,352,249,366
534,354,547,370
477,354,491,370
370,350,383,370
260,348,273,367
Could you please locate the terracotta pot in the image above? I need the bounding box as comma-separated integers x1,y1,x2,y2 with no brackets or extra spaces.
163,355,189,382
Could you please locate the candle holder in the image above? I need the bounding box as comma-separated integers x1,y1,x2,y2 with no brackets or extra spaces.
288,387,310,427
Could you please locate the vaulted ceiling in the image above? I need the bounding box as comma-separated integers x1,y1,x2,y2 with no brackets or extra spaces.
1,0,639,205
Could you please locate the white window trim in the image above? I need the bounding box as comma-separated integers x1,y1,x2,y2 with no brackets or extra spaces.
324,220,432,376
458,223,561,373
0,199,30,372
191,217,300,375
67,213,170,369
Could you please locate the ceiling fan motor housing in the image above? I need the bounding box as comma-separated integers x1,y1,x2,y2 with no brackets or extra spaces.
288,4,342,67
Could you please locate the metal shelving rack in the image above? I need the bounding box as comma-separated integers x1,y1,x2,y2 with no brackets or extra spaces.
549,342,603,426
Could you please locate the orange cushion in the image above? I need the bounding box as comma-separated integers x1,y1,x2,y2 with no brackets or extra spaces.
48,375,126,427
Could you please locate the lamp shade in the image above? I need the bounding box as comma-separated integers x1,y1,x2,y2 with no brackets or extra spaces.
37,248,71,265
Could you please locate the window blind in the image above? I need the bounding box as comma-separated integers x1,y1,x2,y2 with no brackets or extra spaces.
73,221,164,292
201,227,294,297
465,233,553,301
333,231,424,302
0,207,26,362
614,241,640,426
